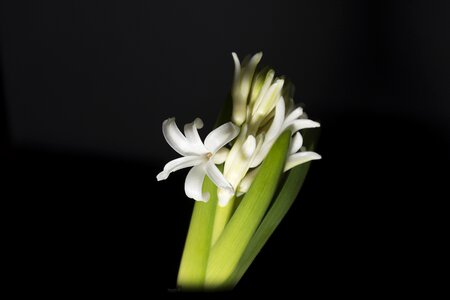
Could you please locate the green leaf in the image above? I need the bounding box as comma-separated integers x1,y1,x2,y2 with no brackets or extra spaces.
176,176,218,291
227,128,320,287
204,131,291,289
211,94,235,245
227,163,311,286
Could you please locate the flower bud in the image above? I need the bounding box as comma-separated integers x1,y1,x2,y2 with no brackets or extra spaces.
231,52,263,126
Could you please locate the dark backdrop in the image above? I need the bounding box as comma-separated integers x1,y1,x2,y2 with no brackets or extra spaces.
1,0,448,296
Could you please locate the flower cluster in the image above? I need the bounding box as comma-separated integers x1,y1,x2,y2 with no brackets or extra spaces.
157,53,321,206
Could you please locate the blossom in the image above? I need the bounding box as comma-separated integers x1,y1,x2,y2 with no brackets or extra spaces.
157,52,321,207
250,97,321,169
218,125,264,206
234,97,321,195
216,53,287,207
156,118,239,202
216,53,322,206
284,132,322,172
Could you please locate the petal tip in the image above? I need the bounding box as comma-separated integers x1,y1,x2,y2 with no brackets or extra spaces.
163,117,175,124
156,172,168,181
251,52,263,64
231,53,240,66
242,135,256,158
196,192,210,203
312,153,322,160
194,118,204,129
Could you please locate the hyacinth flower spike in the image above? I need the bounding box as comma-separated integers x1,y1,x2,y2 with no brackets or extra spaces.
157,52,321,291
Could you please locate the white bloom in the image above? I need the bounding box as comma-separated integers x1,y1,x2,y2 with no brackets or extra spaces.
217,53,287,207
236,166,260,197
284,132,322,172
250,97,321,168
156,118,239,202
218,129,264,207
249,78,285,131
236,98,321,195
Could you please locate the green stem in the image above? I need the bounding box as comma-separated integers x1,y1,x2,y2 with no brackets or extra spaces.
177,177,218,291
211,196,235,246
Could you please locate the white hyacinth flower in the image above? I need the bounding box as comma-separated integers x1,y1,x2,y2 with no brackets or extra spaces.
235,98,321,195
218,130,264,207
156,118,239,202
284,131,322,171
249,78,285,131
250,97,321,168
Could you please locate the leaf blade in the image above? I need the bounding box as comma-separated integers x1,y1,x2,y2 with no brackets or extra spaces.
228,162,311,286
204,131,291,288
228,128,320,286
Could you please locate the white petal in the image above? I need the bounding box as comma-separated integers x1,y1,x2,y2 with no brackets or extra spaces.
284,151,321,172
162,118,199,156
232,52,241,85
287,119,320,133
240,52,263,100
232,100,247,126
249,68,269,106
235,191,244,198
289,132,303,154
249,134,265,164
224,134,264,189
251,70,275,116
204,122,240,153
284,107,304,126
224,124,247,174
259,108,275,128
249,138,273,168
156,156,205,181
213,148,229,164
253,79,284,119
265,97,286,142
184,164,209,202
205,161,234,193
237,167,260,195
184,118,208,154
241,135,256,158
231,53,247,125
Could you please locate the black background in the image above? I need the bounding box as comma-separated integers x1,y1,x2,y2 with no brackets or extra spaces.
1,0,448,296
